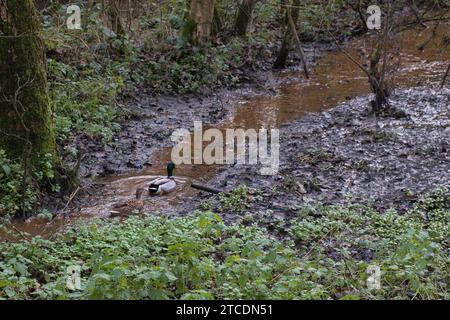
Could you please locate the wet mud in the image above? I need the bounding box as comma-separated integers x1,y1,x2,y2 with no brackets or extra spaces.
2,24,449,239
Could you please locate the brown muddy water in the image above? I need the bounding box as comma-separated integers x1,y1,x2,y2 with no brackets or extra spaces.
2,25,449,241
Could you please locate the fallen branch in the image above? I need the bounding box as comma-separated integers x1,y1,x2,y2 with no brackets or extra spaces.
62,187,81,212
191,182,222,194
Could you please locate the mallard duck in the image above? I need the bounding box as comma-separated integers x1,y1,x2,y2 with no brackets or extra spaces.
111,188,144,218
148,162,177,195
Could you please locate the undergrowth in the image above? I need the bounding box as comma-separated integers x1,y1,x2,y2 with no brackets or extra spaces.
0,187,448,300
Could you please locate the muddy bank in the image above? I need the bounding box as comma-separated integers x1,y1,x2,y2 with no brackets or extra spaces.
73,43,331,180
210,87,449,222
6,23,448,240
77,91,234,178
68,23,449,215
5,86,448,240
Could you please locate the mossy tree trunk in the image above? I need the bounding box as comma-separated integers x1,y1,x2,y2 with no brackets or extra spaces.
0,0,57,167
273,0,300,69
183,0,215,44
234,0,257,36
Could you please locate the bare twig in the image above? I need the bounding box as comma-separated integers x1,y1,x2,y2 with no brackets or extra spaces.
410,0,427,28
417,21,440,51
286,7,309,78
325,29,371,78
11,225,30,241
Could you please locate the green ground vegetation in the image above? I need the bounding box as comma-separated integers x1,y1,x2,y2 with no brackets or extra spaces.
0,187,448,300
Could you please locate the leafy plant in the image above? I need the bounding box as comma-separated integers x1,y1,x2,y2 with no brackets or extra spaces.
219,185,251,214
1,187,448,300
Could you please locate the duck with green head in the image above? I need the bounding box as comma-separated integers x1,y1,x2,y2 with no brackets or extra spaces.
148,162,177,195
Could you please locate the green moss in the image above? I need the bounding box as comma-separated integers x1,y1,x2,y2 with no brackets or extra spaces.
0,0,57,168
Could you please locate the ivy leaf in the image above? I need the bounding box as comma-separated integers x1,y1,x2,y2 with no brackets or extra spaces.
14,262,29,277
2,165,11,176
164,271,177,282
4,287,16,298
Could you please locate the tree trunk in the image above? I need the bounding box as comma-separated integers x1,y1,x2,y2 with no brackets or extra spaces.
184,0,215,44
273,0,300,69
108,0,126,39
0,0,57,167
234,0,257,36
369,45,388,113
368,2,392,113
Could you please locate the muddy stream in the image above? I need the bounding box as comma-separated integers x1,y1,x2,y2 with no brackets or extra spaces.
2,25,449,241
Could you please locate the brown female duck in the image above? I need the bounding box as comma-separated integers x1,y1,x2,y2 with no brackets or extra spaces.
111,188,145,218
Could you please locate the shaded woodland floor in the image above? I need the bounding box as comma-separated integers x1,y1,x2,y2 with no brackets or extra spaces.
0,1,449,300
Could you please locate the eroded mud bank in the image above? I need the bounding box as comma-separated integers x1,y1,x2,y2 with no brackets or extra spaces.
211,87,449,222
